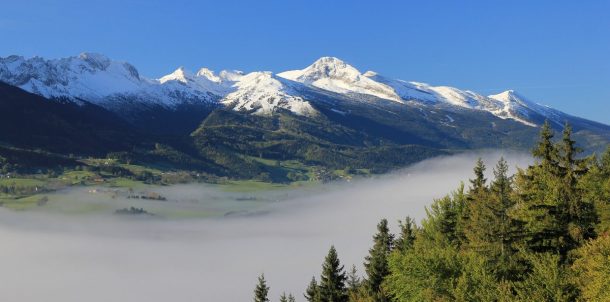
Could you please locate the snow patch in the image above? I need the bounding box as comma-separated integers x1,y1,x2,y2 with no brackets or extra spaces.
221,72,317,117
278,57,403,103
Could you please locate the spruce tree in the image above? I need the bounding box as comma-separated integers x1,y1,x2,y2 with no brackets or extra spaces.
464,158,520,279
512,124,566,257
346,264,360,292
512,123,596,261
470,158,488,194
280,293,288,302
319,246,348,302
533,120,559,170
488,158,522,279
583,147,610,233
460,159,489,247
364,219,394,302
254,274,270,302
280,293,296,302
433,184,466,247
395,216,416,253
304,276,320,302
558,124,596,245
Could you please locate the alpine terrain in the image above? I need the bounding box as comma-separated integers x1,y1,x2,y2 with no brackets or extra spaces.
1,53,609,181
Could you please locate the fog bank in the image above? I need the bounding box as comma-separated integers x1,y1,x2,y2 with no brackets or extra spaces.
0,151,532,301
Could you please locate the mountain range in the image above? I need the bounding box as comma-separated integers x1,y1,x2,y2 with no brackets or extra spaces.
1,53,608,181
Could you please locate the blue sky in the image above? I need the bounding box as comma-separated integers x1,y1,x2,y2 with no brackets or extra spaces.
1,0,609,123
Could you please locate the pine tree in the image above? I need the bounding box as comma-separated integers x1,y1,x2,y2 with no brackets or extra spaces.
346,264,360,292
280,293,296,302
533,120,559,170
319,246,348,302
395,216,416,253
288,294,296,302
470,158,488,194
304,276,320,302
254,274,270,302
582,147,610,233
512,123,596,261
463,158,521,280
558,124,596,245
364,219,394,301
460,159,490,247
424,184,466,247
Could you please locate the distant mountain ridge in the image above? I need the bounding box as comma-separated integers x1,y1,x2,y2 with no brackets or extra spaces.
0,53,598,128
1,53,609,181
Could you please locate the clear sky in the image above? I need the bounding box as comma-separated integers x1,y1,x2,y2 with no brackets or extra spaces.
1,0,609,123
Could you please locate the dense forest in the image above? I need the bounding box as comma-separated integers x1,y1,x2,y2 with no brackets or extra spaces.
253,122,610,302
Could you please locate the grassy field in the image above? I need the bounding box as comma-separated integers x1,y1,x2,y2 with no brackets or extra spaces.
0,157,328,216
0,177,47,187
0,179,317,218
1,194,48,210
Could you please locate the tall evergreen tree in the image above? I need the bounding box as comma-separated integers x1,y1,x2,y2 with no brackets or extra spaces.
319,246,348,302
582,147,610,233
395,216,416,253
461,159,490,247
490,158,515,259
470,158,488,194
254,274,270,302
280,292,295,302
280,293,288,302
464,158,521,279
423,184,466,247
558,124,597,244
512,123,596,261
364,219,394,302
304,277,320,302
288,294,296,302
346,264,361,293
533,120,559,170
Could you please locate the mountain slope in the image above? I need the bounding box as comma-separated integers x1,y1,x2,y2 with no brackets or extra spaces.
2,53,607,133
278,57,403,103
0,81,138,155
221,71,317,116
0,53,608,181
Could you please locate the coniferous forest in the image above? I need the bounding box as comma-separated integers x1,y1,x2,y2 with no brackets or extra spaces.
254,122,610,302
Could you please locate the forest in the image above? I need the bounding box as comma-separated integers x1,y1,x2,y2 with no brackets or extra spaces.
252,121,610,302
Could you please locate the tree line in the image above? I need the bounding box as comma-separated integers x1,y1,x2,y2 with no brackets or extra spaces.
252,121,610,302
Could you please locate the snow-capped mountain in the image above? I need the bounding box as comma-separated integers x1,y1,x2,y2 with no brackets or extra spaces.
0,53,148,102
0,53,319,117
356,69,545,126
487,90,565,127
278,57,403,103
221,72,316,116
275,57,567,127
0,52,600,128
2,52,609,177
158,66,238,96
0,53,230,108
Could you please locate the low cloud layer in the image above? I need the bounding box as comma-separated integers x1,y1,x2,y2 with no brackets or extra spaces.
0,151,532,302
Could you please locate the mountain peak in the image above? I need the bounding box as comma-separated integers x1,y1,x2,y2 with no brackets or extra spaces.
299,56,360,82
488,90,527,104
78,52,111,70
222,71,316,117
196,67,220,82
311,56,348,67
278,57,402,102
159,67,192,84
